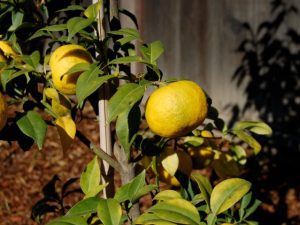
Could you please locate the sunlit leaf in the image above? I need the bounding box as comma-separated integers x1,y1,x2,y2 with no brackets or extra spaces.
140,40,164,65
154,190,182,202
183,136,204,147
108,83,145,122
232,130,261,154
161,152,179,176
55,115,76,139
41,24,67,32
46,216,87,225
135,199,200,225
67,197,101,216
97,198,122,225
80,156,105,198
115,104,141,156
17,111,47,150
84,0,102,19
191,172,212,207
108,55,142,65
67,17,94,41
76,65,114,105
233,121,272,136
210,178,251,215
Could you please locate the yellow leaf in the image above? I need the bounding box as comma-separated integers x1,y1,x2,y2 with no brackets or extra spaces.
55,116,76,151
201,130,213,138
52,99,70,116
44,88,59,101
161,152,179,176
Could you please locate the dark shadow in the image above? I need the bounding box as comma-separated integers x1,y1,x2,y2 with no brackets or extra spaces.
231,0,300,224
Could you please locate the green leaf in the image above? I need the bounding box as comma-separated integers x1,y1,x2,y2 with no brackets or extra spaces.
57,5,85,12
41,24,67,32
67,17,94,41
233,121,272,136
22,51,40,70
109,28,140,39
97,198,122,225
210,178,251,215
80,156,105,197
230,144,247,165
108,55,142,65
140,40,164,65
134,213,177,225
243,199,261,219
207,213,217,225
76,64,114,105
191,172,212,208
46,216,87,225
8,11,24,32
27,30,49,40
138,199,201,225
232,130,261,154
114,170,155,203
239,192,252,219
17,111,47,150
108,83,145,122
154,190,182,202
183,136,204,147
84,0,102,19
115,104,141,156
67,196,101,216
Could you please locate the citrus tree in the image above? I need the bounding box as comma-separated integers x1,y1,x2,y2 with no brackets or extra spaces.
0,1,272,225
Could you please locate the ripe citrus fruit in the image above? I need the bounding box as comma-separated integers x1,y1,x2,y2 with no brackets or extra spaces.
158,148,192,186
145,80,208,138
0,92,8,131
49,44,92,95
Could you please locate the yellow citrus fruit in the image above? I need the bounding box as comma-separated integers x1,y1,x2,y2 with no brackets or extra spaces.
220,223,234,225
0,92,8,131
158,148,193,187
49,44,92,95
188,145,215,169
145,80,208,138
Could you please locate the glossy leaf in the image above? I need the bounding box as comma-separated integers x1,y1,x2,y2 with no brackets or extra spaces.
57,5,84,12
233,121,272,136
210,178,251,215
161,152,179,176
67,17,94,41
76,65,114,105
84,0,102,19
41,24,67,32
183,136,204,147
108,83,145,122
67,197,101,216
232,130,261,154
22,51,40,70
115,105,141,156
17,111,47,150
108,55,142,65
154,190,182,202
80,156,107,198
55,115,76,139
46,216,87,225
191,172,212,207
135,199,201,225
140,40,164,64
114,170,156,203
97,198,122,225
134,213,176,225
